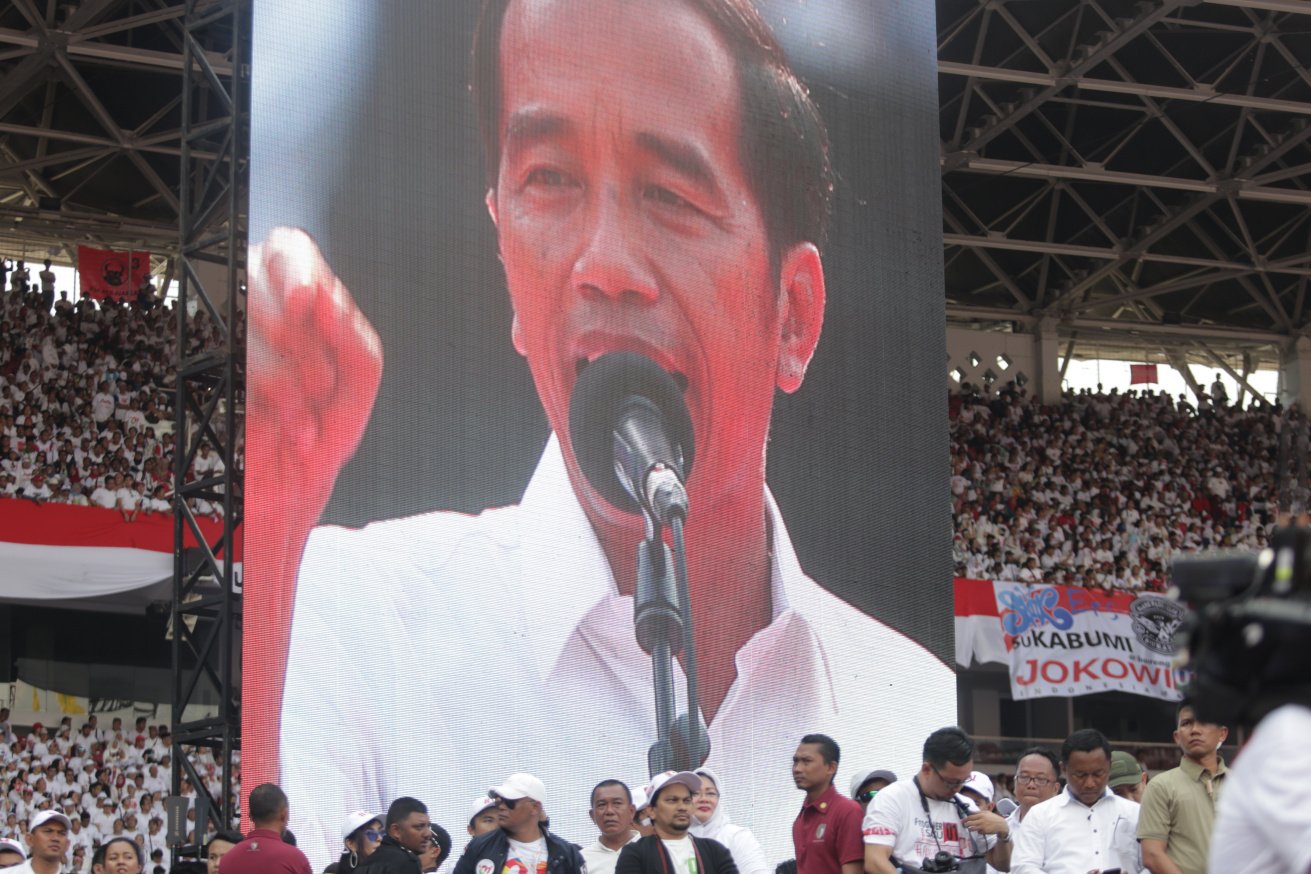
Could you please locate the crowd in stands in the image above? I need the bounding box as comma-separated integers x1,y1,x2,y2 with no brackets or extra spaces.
0,707,239,872
951,380,1287,592
0,266,237,520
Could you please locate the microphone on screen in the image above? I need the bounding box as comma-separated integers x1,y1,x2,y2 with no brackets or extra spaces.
568,351,695,525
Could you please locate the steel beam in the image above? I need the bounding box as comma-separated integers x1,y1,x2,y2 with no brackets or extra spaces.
171,0,246,856
939,61,1311,117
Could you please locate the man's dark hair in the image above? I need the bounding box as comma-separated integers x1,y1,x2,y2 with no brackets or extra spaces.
248,783,289,825
590,779,632,807
1061,728,1113,763
471,0,834,262
923,726,974,769
432,823,453,869
204,830,243,854
386,796,429,829
799,733,840,766
1015,746,1061,779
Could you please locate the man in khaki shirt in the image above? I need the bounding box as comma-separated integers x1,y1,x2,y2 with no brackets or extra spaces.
1137,704,1228,874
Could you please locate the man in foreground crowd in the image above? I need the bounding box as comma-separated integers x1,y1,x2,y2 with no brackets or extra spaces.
582,780,639,874
1138,705,1227,874
862,727,1012,874
1010,730,1140,874
791,735,863,874
617,771,737,874
216,784,312,874
453,774,585,874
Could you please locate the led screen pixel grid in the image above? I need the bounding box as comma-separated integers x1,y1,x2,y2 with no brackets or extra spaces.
245,0,956,868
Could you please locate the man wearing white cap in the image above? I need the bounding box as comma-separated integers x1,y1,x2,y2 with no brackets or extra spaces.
468,798,499,840
453,774,585,874
16,810,70,874
959,773,995,813
616,771,737,874
0,838,26,869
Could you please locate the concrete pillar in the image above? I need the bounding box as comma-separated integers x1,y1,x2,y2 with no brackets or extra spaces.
1166,351,1205,402
1033,317,1062,405
1280,336,1311,411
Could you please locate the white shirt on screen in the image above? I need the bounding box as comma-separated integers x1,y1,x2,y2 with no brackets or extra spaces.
1207,704,1311,874
1009,788,1141,874
280,434,954,871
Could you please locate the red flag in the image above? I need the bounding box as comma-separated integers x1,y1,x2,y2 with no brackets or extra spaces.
78,246,150,301
1130,364,1158,385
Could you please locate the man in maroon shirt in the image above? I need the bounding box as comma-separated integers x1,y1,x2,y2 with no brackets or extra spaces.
792,734,864,874
220,783,312,874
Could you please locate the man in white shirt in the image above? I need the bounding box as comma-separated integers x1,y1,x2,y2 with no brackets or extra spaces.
863,727,1012,874
581,780,640,874
1010,730,1141,874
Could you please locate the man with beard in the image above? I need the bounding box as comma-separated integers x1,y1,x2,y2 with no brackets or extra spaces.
616,772,736,874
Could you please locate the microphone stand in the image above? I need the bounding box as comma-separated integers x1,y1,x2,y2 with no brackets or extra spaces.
632,498,708,775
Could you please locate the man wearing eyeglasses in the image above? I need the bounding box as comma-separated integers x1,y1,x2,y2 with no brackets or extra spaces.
453,773,586,874
1005,748,1062,841
862,727,1012,874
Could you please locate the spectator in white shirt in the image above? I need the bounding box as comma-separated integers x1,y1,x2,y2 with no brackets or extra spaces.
1010,729,1141,874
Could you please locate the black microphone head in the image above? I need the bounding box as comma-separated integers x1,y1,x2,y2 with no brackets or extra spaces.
568,351,694,514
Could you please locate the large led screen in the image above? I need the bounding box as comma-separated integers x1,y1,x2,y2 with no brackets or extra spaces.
245,0,956,868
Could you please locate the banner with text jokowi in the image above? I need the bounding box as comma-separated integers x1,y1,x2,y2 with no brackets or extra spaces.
78,246,150,301
954,578,1190,701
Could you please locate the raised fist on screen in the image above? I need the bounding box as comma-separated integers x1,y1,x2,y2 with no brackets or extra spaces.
247,226,383,516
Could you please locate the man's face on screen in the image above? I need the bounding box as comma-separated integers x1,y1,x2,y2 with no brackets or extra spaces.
489,0,822,529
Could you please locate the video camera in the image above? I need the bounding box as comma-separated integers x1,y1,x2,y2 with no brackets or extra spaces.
1173,523,1311,728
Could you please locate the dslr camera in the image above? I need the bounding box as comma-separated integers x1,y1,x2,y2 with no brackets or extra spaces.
917,851,959,873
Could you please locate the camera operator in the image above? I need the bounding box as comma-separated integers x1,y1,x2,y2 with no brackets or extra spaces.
1172,523,1311,874
862,727,1011,874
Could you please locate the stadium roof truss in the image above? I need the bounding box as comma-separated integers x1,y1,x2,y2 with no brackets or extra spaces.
939,0,1311,366
0,0,233,258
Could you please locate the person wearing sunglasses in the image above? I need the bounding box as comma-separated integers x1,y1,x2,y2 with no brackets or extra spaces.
847,770,897,813
338,810,384,872
862,727,1012,874
452,774,585,874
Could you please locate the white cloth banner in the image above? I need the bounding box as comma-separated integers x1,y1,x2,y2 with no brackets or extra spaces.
0,541,172,599
993,580,1189,701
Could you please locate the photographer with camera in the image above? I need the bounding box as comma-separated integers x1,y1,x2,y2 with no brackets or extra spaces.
1172,524,1311,873
862,727,1011,874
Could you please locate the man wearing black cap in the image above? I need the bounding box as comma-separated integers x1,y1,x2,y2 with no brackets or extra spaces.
452,774,585,874
616,772,737,874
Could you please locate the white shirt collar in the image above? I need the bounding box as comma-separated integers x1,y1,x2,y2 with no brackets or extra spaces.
512,433,796,683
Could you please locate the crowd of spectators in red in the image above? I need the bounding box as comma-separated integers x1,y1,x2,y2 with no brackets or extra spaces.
952,380,1288,592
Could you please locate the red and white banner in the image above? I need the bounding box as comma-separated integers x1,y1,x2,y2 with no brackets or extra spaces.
954,577,1189,701
0,498,239,601
77,246,150,301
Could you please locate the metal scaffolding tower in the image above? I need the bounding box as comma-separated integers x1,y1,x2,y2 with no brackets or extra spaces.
171,0,248,850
